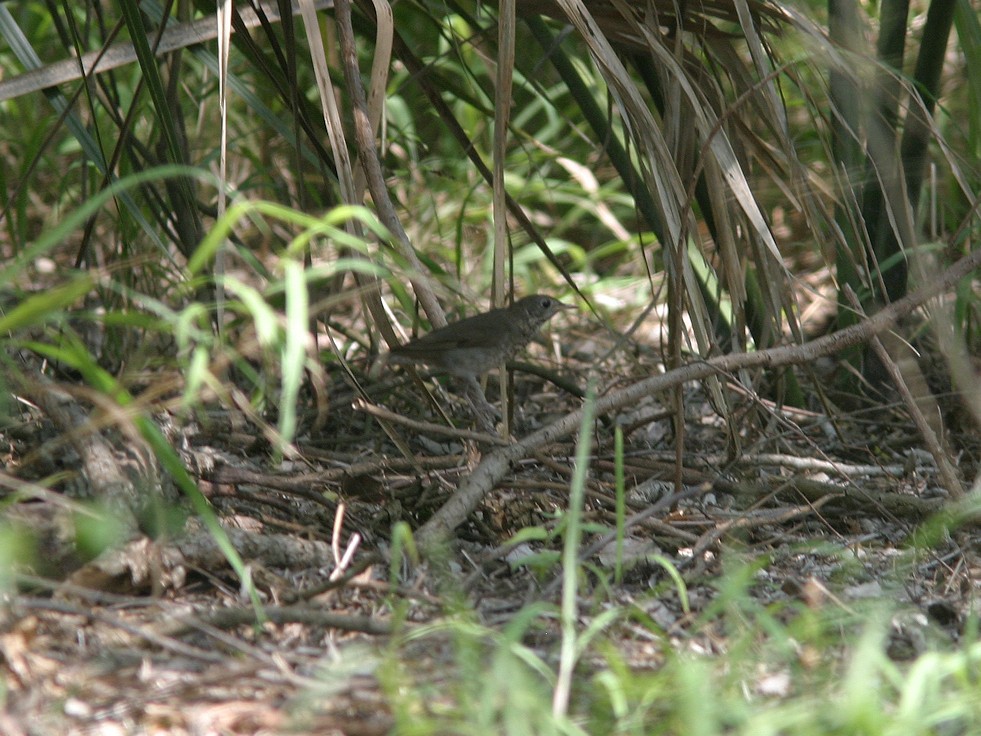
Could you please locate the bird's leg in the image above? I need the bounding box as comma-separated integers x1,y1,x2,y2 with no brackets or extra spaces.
461,376,499,434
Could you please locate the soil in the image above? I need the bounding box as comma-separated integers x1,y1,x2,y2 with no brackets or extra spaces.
1,312,977,735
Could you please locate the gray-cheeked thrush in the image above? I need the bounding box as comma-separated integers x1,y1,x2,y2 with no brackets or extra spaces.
388,294,573,379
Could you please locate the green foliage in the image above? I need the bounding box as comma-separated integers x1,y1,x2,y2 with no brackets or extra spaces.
72,500,131,559
0,522,36,593
372,550,981,735
0,1,979,731
383,615,576,735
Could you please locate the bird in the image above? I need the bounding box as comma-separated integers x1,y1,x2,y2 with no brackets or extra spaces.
386,294,573,380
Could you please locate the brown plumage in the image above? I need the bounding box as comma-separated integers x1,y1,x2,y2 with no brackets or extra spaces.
388,295,573,379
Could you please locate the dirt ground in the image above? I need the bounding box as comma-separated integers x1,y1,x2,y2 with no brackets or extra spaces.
1,308,977,735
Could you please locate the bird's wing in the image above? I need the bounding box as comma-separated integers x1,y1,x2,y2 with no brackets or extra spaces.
391,311,508,354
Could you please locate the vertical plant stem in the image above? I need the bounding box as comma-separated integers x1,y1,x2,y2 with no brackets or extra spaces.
553,380,596,718
614,425,625,585
494,0,516,436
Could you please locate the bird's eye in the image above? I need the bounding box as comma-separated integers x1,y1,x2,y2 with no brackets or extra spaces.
540,297,551,309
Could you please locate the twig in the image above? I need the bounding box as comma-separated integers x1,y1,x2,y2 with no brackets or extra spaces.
188,605,396,636
682,495,838,574
868,334,964,497
541,485,708,596
725,453,906,477
333,0,444,329
353,398,508,445
17,597,225,662
208,454,463,487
